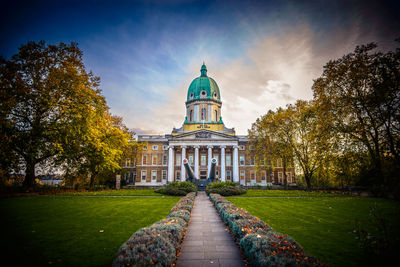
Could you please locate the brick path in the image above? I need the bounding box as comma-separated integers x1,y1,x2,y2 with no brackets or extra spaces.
176,192,245,267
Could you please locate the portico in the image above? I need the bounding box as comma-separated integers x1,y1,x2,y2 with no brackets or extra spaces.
167,132,240,182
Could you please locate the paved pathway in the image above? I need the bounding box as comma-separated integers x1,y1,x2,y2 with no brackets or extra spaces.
176,192,246,267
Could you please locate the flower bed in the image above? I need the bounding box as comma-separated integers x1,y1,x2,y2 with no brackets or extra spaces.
209,194,325,267
113,192,196,267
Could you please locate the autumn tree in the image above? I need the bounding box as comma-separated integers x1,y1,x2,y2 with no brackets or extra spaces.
249,108,294,189
0,41,130,188
313,41,400,189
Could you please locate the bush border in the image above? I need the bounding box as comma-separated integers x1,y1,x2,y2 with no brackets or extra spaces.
209,193,326,266
112,192,196,266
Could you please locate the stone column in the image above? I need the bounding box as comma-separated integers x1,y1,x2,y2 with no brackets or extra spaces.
208,104,212,122
194,145,199,179
207,145,213,177
168,145,175,183
220,146,226,182
233,145,239,183
180,145,187,180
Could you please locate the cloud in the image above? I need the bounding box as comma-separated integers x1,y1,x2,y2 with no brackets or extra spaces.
116,20,398,135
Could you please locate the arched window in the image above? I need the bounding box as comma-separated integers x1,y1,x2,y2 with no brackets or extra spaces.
189,110,193,122
215,110,218,121
201,108,206,120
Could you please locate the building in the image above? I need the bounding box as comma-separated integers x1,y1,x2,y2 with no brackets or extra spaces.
123,64,295,186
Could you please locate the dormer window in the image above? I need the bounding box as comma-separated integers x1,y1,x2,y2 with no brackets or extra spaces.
189,92,194,99
200,90,207,98
213,92,217,98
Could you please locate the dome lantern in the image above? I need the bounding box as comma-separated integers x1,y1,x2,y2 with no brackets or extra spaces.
200,62,207,77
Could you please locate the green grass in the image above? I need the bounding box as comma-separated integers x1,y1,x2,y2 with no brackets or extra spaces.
239,189,342,197
228,195,400,267
58,188,160,196
0,195,179,266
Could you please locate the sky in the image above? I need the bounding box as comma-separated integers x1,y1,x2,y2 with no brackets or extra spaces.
1,0,399,135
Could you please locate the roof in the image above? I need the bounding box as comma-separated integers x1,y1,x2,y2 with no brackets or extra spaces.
186,64,221,104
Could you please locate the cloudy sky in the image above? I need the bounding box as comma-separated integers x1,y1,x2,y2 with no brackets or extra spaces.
1,0,399,135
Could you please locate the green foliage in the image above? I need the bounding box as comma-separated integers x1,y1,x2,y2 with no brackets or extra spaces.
228,194,400,266
206,181,246,196
155,181,197,196
209,194,324,266
207,181,238,189
113,192,195,267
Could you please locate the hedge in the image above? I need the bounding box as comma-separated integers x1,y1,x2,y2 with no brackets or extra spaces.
209,194,325,267
113,192,196,267
155,182,198,196
206,181,247,196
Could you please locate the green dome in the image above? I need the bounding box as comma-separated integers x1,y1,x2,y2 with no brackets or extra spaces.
186,63,221,103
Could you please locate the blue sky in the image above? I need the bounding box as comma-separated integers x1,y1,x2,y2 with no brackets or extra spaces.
1,0,399,134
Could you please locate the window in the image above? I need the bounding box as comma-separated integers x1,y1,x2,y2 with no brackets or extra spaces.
151,170,157,180
189,110,193,121
277,158,283,168
240,155,245,166
215,110,218,121
190,92,194,99
176,154,181,166
227,170,232,180
189,155,193,165
213,155,219,165
163,145,168,150
152,155,157,165
143,146,148,150
200,90,207,98
201,155,206,166
162,155,168,165
142,155,147,165
278,172,283,183
240,170,245,180
261,171,266,180
216,170,219,177
239,145,245,150
162,170,167,180
125,159,131,167
141,170,146,181
286,172,292,183
226,155,231,166
250,170,255,180
201,108,206,120
152,145,158,151
176,170,181,181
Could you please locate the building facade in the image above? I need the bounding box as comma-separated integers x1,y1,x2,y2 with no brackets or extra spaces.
123,64,295,186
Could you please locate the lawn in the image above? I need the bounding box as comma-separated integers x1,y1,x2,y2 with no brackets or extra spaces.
0,195,179,266
58,188,160,196
239,189,342,197
228,193,400,266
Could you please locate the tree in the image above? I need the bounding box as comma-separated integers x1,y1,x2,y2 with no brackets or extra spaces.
313,41,400,188
249,108,294,189
0,41,128,188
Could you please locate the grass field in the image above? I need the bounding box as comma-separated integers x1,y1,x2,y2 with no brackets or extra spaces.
0,195,179,266
228,192,400,267
58,188,160,196
239,189,343,197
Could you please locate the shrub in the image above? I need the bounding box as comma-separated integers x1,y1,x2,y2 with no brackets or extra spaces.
113,192,196,266
209,193,325,266
206,182,246,196
155,182,197,196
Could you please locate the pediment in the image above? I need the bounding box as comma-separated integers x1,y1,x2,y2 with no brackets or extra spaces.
172,130,237,140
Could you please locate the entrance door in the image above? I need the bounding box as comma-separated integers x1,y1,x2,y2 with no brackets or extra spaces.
200,170,207,179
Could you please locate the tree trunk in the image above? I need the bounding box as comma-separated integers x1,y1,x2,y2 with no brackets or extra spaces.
304,174,312,190
23,160,36,189
283,161,288,190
